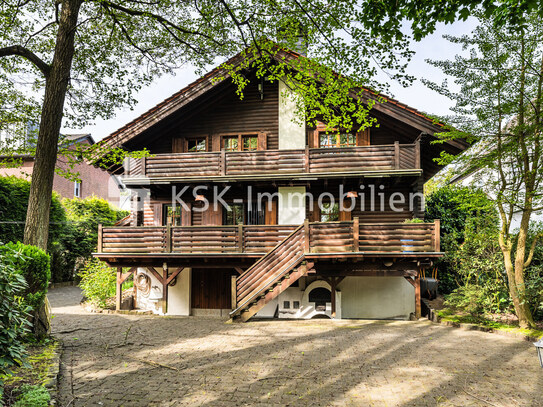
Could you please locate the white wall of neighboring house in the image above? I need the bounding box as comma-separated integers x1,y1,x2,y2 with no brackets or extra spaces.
278,79,305,149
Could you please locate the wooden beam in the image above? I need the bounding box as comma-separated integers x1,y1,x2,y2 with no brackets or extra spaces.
166,267,184,285
234,267,245,275
97,224,103,252
415,274,421,318
119,267,137,285
330,277,337,318
147,266,164,283
116,267,122,311
162,263,169,314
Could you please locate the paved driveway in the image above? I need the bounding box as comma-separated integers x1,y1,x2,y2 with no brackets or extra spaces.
50,286,543,407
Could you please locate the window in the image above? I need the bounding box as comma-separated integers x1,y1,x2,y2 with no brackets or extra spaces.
293,301,300,309
223,203,244,225
222,134,259,151
242,136,258,151
319,132,356,148
223,136,239,152
163,204,182,226
74,181,81,198
187,137,206,152
283,301,290,309
320,202,339,222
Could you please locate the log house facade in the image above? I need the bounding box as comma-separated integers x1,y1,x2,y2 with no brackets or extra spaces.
94,48,468,320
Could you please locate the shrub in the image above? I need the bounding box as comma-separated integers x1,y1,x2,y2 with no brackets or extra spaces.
0,245,31,378
445,285,486,316
425,185,498,294
0,176,66,248
13,384,50,407
0,242,50,312
78,259,116,308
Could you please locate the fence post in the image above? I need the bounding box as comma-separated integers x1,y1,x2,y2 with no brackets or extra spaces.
304,219,310,253
238,223,244,253
221,149,226,176
414,139,421,169
97,224,103,252
304,145,310,173
165,224,172,253
116,267,122,311
141,156,146,177
353,217,359,252
394,141,400,169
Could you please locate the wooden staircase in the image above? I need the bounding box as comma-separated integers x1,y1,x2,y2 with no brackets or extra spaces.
230,225,312,322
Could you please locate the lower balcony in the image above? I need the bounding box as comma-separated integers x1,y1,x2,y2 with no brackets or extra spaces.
95,220,441,262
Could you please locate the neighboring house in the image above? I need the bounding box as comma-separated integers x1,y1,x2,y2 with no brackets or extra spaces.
94,47,469,320
0,131,126,207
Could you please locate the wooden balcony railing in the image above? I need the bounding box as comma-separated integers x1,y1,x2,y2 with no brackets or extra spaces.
97,219,440,255
126,142,420,179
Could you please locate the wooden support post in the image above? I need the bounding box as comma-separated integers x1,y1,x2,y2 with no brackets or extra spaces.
238,223,244,253
330,277,337,318
116,267,122,311
394,141,400,169
353,217,359,252
304,219,310,253
220,149,226,176
162,263,168,315
433,219,441,252
414,139,421,169
231,275,237,310
304,145,310,173
97,224,103,252
415,273,421,318
165,224,172,253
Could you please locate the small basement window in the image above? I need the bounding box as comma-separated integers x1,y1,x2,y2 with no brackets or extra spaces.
283,301,290,309
293,301,300,309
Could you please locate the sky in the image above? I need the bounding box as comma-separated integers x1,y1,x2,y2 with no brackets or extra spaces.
78,18,479,141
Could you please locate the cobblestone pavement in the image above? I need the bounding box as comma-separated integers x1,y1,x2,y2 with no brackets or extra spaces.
49,286,543,407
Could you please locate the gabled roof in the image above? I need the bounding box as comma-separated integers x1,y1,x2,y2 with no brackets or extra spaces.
100,47,469,152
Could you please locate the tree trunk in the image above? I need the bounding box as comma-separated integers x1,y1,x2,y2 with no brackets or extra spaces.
23,0,82,337
23,0,82,250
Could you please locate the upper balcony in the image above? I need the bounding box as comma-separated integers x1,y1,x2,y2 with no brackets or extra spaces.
123,142,421,185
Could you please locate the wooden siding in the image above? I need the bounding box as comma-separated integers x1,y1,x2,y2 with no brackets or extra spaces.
143,79,279,154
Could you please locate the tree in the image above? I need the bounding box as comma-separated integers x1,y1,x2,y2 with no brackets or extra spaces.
0,1,421,251
425,13,543,328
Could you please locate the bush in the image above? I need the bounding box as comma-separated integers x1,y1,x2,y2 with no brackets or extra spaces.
62,196,128,269
0,245,32,378
78,259,116,308
425,185,498,294
13,384,50,407
0,176,66,249
445,285,486,316
0,242,50,312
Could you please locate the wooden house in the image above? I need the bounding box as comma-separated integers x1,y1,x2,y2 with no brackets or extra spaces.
94,48,468,321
